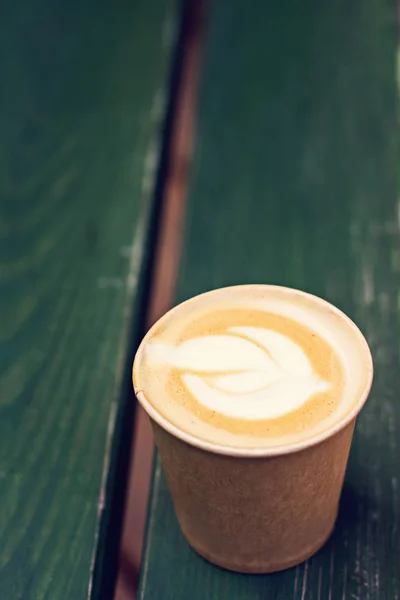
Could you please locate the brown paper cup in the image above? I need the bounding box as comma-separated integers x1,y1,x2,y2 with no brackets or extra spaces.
150,418,354,573
133,287,373,573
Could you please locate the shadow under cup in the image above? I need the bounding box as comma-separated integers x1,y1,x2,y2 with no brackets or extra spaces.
133,286,373,573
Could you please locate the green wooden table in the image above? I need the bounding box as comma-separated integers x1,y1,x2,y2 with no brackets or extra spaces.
139,0,400,598
0,1,179,598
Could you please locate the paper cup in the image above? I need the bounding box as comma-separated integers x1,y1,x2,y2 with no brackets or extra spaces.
133,286,373,573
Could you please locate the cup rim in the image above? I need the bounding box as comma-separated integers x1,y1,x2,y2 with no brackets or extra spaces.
133,284,374,457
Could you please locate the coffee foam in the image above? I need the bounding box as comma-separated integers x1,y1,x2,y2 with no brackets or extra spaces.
134,286,372,449
149,327,330,420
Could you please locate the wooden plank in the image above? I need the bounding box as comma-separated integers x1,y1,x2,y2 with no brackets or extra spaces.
139,0,400,599
0,1,179,598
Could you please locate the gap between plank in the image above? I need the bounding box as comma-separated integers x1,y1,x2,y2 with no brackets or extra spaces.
114,1,204,598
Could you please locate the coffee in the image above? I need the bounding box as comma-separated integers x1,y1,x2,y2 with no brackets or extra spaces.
134,285,370,449
133,285,373,572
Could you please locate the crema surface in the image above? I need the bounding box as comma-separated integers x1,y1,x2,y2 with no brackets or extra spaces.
134,286,371,449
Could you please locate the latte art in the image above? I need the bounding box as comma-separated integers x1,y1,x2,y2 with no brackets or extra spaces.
134,285,371,449
148,327,330,420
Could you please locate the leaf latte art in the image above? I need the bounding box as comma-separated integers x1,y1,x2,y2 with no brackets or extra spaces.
149,327,330,420
133,285,372,449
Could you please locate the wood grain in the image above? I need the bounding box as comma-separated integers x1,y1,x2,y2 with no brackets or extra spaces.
139,0,400,598
0,1,178,598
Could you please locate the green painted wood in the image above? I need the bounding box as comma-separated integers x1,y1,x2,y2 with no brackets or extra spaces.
0,1,179,598
139,0,400,599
